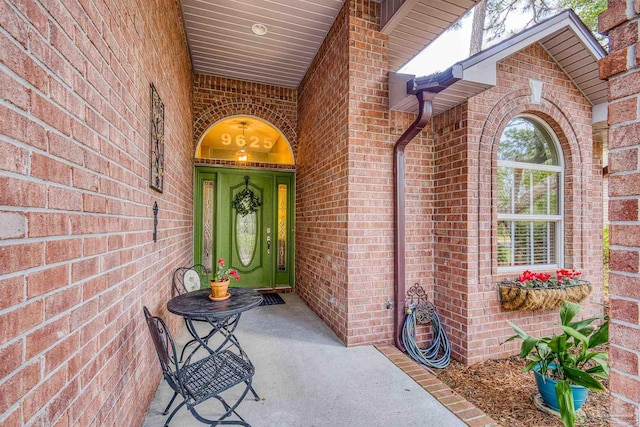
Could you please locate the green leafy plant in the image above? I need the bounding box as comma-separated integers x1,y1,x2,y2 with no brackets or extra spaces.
232,177,262,216
504,301,609,427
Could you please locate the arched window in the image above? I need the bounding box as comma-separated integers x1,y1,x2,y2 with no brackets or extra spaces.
497,116,563,270
196,115,294,165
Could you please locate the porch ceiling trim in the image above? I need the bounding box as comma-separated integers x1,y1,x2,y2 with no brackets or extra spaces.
390,10,608,118
385,0,479,71
380,0,421,34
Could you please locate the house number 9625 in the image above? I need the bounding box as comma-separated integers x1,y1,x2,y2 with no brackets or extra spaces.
220,133,274,149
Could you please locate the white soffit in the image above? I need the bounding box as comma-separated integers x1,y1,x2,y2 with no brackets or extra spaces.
391,10,608,116
382,0,479,72
180,0,346,88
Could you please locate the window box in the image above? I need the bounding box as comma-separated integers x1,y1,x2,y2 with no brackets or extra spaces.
498,270,592,311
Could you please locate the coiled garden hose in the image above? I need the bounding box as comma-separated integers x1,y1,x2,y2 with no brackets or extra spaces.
402,303,451,369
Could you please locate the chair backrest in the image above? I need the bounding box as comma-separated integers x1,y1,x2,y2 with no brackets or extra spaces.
143,306,180,384
172,264,209,295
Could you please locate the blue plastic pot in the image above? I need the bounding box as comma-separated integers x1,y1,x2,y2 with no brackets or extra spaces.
534,364,589,412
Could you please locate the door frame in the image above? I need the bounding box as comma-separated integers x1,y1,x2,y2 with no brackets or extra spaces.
194,166,295,289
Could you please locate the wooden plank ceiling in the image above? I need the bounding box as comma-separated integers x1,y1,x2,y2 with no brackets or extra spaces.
180,0,345,88
179,0,477,87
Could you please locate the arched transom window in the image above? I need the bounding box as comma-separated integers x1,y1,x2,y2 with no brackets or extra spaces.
497,116,563,270
196,115,294,165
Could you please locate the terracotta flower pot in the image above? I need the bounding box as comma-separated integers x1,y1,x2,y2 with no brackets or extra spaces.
209,279,230,300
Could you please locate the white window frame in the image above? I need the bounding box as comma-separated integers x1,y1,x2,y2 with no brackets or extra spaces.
497,114,565,273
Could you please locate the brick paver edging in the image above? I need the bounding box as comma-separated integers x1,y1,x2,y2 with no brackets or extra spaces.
375,345,499,427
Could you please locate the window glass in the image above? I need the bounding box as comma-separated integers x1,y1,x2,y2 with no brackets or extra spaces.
498,117,559,165
277,184,287,271
197,116,294,165
202,180,214,269
236,211,257,266
497,117,562,269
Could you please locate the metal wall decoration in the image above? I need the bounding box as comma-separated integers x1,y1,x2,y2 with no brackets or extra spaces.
152,202,159,242
149,84,164,192
406,283,433,325
231,176,262,216
406,282,428,307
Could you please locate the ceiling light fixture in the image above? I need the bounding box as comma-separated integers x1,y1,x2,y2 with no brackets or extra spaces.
237,122,248,162
251,23,268,36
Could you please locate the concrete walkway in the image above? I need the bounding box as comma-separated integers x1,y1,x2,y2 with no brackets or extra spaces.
143,293,465,427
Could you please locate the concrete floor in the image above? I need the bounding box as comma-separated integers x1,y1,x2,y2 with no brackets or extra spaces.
144,293,464,427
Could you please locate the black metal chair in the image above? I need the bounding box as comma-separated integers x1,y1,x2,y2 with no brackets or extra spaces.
172,264,210,295
173,264,213,362
143,306,255,426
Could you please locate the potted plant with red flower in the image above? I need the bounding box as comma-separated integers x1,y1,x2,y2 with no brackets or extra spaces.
498,269,592,310
209,258,240,301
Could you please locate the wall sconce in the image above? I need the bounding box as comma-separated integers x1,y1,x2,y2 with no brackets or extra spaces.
153,201,159,242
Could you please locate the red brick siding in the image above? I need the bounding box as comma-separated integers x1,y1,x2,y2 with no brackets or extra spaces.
296,2,603,358
600,2,640,424
475,44,602,365
431,43,603,364
296,0,435,346
346,0,394,346
392,110,436,346
432,103,473,361
192,74,298,164
296,0,351,342
0,0,193,425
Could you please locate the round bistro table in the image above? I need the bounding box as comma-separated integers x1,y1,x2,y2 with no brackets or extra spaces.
167,287,263,400
167,287,263,320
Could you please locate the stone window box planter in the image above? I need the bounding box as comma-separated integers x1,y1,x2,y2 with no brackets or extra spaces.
498,281,592,311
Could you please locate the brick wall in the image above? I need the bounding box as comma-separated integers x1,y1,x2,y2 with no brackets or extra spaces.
296,0,351,341
392,110,436,346
0,0,193,425
192,74,298,165
296,0,435,346
599,1,640,424
345,0,394,346
431,43,603,364
295,1,603,356
432,102,473,360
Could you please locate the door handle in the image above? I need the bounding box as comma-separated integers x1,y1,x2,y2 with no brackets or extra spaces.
266,235,271,254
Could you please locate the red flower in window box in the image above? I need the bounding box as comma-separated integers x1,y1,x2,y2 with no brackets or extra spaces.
499,269,591,311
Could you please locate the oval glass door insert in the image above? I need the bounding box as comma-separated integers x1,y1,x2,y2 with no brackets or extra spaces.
236,211,257,266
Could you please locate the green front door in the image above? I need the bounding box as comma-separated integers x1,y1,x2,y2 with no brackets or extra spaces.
194,168,294,289
219,173,272,287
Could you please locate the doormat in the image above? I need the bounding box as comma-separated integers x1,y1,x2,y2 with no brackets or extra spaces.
259,293,285,306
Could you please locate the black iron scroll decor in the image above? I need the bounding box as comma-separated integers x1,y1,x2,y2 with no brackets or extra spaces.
231,176,262,217
149,84,164,192
153,202,159,242
406,282,428,307
406,282,433,325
